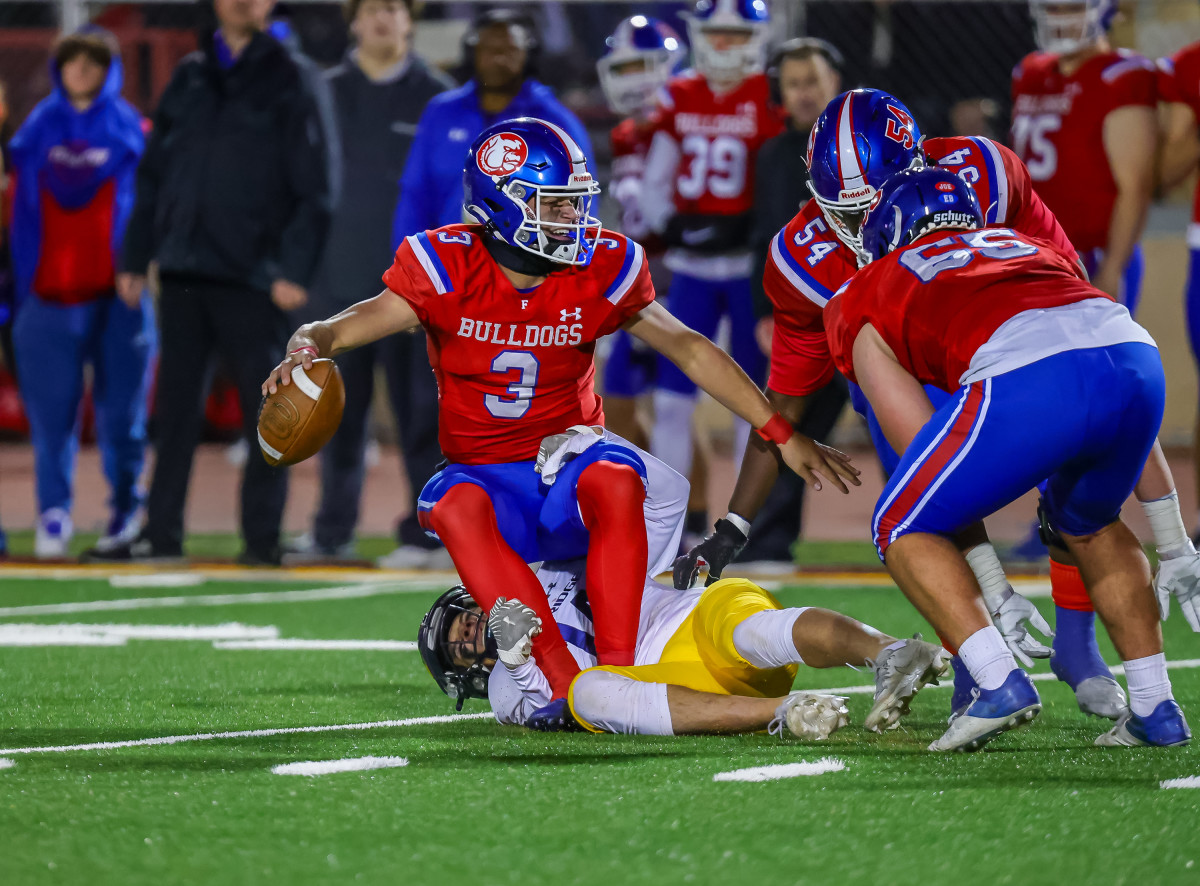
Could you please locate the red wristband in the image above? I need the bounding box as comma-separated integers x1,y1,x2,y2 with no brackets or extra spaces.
289,346,319,358
755,413,794,445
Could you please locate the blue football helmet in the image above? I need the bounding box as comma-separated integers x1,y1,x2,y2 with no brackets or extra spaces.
1031,0,1116,55
859,167,985,264
806,89,925,259
464,117,601,266
598,16,686,116
685,0,769,85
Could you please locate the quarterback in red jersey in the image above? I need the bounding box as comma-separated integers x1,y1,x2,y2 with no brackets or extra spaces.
1012,0,1157,305
265,117,859,702
638,0,783,499
827,166,1189,752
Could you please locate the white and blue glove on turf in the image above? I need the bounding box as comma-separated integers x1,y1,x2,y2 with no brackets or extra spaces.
489,598,543,667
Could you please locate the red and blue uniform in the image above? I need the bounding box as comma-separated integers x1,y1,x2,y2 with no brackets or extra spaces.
824,228,1161,558
765,135,1074,472
382,223,656,560
1011,49,1157,313
7,41,156,522
649,71,782,394
1157,43,1200,395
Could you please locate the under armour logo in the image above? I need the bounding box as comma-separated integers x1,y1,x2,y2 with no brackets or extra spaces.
561,308,582,321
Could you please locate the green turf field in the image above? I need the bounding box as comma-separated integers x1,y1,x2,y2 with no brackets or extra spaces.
2,570,1198,886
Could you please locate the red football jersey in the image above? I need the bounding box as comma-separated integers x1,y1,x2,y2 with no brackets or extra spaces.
609,117,662,252
1011,49,1157,252
824,229,1097,391
1158,42,1200,225
924,136,1077,261
761,135,1070,397
652,71,783,217
382,225,655,464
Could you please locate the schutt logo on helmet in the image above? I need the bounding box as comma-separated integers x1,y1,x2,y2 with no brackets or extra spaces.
476,133,529,177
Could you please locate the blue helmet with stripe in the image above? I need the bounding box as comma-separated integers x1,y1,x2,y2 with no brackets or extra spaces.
806,89,924,258
463,117,602,267
1031,0,1116,55
859,167,984,264
685,0,769,85
598,16,686,116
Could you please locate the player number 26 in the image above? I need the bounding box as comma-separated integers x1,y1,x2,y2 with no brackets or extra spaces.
485,351,539,419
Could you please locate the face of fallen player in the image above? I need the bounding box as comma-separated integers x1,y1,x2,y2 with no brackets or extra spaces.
352,0,411,59
215,0,276,37
447,605,490,669
474,23,528,94
779,54,841,131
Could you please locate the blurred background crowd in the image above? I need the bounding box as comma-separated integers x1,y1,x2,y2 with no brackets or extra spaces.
1,0,1199,568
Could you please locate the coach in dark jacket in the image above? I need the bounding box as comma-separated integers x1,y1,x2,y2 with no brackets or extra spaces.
295,0,453,564
91,0,335,565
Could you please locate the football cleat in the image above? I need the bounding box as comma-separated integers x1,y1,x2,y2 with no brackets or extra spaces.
864,636,950,733
527,698,586,733
35,508,73,559
377,545,454,571
769,692,850,741
93,509,143,554
928,668,1041,752
1072,675,1127,720
948,657,977,724
1094,700,1191,747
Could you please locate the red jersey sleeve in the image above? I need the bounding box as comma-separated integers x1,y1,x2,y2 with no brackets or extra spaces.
1098,53,1158,112
1163,44,1200,115
596,235,655,336
762,224,844,396
382,230,451,326
821,289,860,386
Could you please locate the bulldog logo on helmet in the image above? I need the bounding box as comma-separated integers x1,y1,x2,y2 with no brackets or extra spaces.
476,133,529,177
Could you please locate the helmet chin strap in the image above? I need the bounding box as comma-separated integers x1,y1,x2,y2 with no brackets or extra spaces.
484,230,563,277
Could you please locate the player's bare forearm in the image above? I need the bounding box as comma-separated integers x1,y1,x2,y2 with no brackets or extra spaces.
1099,106,1156,287
726,390,810,520
1135,439,1176,502
625,301,775,428
1158,103,1200,193
264,289,420,394
852,325,934,454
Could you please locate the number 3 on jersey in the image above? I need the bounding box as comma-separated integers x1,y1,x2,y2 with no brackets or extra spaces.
677,134,747,200
486,351,539,418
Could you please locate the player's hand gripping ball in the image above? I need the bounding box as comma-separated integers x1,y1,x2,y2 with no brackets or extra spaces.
257,357,345,466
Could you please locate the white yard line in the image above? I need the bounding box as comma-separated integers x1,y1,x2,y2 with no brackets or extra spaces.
271,756,409,776
0,711,494,756
0,623,279,648
0,580,437,618
713,758,845,782
109,574,208,588
1161,776,1200,789
0,758,14,770
214,638,417,651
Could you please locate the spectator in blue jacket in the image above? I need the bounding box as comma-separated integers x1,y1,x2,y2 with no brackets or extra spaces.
391,8,594,243
8,30,156,558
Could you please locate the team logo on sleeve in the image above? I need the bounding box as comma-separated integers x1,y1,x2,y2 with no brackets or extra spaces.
476,133,529,176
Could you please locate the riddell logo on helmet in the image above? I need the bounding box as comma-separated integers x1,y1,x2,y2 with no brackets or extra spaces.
477,133,529,176
839,186,874,200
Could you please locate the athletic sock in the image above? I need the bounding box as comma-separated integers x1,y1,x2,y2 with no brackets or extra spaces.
1049,560,1110,687
958,626,1018,691
428,483,580,697
1124,652,1173,718
577,461,648,667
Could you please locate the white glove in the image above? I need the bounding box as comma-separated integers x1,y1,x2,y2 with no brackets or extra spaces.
989,587,1054,668
534,425,603,485
1155,542,1200,632
489,597,543,667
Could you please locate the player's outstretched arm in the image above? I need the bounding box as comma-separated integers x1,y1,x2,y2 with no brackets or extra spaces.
262,288,421,395
624,301,860,493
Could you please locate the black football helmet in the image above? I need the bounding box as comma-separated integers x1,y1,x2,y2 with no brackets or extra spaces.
418,586,498,711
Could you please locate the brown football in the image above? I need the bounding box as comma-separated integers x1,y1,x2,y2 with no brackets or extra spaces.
257,358,345,466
